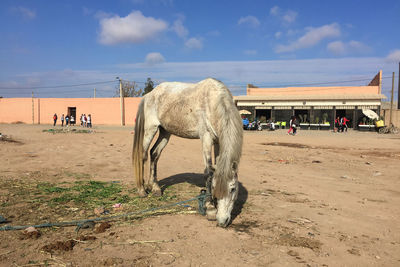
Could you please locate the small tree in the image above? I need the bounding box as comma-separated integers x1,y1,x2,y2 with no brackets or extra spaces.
115,80,143,97
142,78,154,96
298,114,303,123
322,113,328,124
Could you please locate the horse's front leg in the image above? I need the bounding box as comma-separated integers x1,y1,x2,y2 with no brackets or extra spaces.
201,133,217,221
205,171,217,221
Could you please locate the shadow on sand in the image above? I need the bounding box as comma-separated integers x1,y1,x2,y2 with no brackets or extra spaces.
158,172,248,223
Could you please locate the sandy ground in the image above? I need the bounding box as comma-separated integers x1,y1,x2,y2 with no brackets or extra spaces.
0,123,400,267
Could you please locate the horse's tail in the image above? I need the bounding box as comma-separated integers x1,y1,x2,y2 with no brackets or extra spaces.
213,81,243,199
132,100,145,191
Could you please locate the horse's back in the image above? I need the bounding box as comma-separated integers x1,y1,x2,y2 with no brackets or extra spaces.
143,78,236,139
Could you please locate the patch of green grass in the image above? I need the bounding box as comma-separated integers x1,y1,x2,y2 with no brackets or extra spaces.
35,180,125,206
63,171,91,179
37,182,69,193
42,128,93,134
1,174,199,225
1,202,10,207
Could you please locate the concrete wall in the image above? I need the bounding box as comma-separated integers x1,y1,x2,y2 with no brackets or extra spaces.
382,109,400,127
0,97,141,125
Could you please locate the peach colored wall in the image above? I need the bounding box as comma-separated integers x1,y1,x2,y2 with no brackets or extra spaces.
0,98,35,123
247,86,380,96
0,97,141,125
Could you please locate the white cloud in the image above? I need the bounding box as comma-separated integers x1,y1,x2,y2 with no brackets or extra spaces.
244,50,257,56
238,15,260,28
275,31,282,39
282,10,297,23
145,52,165,65
348,40,371,53
185,37,203,50
386,49,400,63
270,6,280,16
270,6,297,24
276,23,341,53
172,16,188,38
327,40,371,55
327,41,346,55
11,6,36,20
286,29,298,36
98,10,168,45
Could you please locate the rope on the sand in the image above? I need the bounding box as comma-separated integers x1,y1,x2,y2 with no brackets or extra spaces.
0,190,210,231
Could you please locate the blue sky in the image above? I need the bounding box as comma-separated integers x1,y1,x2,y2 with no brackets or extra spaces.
1,0,399,98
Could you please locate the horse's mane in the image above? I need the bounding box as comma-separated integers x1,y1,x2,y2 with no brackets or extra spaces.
207,79,243,198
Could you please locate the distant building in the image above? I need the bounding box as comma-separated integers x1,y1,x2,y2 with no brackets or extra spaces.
234,71,386,129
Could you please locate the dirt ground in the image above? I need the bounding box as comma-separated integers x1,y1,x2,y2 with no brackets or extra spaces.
1,124,400,267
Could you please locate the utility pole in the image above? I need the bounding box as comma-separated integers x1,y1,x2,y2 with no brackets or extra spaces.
32,91,34,124
398,62,400,110
38,98,40,125
94,88,96,98
390,72,395,126
117,77,125,126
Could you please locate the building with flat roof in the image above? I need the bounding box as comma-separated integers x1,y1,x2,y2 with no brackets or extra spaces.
234,71,386,129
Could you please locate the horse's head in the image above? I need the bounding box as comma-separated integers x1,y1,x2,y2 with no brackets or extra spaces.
212,162,239,227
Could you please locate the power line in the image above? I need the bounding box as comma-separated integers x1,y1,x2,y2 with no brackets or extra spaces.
0,80,116,90
0,75,396,97
228,75,395,88
0,79,160,91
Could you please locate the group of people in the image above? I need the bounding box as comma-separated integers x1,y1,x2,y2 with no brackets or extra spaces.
242,117,262,131
52,113,92,128
79,114,92,128
334,116,349,132
242,114,349,135
53,113,75,127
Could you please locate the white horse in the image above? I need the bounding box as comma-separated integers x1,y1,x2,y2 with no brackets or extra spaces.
132,78,243,227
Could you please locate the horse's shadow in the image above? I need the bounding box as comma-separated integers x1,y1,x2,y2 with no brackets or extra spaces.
158,173,248,221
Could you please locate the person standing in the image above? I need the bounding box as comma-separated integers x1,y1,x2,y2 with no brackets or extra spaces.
65,115,69,126
61,114,65,127
334,116,340,133
70,115,75,126
53,113,58,126
84,114,87,127
341,116,350,132
291,117,298,135
80,114,84,127
288,116,294,135
87,114,92,128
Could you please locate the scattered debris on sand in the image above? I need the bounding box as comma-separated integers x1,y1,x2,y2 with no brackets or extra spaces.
41,240,76,253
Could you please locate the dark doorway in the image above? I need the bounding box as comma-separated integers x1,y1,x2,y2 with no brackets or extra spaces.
68,107,76,122
255,109,271,123
295,109,309,123
336,109,346,119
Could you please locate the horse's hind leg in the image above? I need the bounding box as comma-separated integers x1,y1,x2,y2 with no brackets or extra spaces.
138,124,159,197
149,127,171,196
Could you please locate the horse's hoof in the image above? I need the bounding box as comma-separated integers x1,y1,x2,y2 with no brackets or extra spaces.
138,189,147,198
206,208,217,221
152,189,162,197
